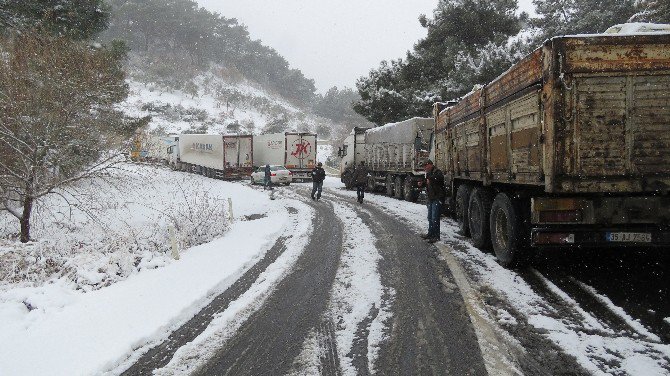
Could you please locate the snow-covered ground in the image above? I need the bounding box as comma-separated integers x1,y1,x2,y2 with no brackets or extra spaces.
2,169,668,375
0,165,313,375
328,187,670,376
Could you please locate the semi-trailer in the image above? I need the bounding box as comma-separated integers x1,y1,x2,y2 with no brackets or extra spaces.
172,134,253,180
253,132,317,181
433,33,670,266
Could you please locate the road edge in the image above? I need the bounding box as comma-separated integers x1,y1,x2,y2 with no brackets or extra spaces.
435,243,522,376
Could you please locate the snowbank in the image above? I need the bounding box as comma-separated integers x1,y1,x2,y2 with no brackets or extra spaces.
0,164,306,375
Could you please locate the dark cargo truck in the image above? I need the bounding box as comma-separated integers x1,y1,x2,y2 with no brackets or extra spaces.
434,33,670,266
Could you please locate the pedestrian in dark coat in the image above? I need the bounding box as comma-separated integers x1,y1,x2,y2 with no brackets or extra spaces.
264,164,273,190
418,160,445,243
353,161,369,203
311,162,326,200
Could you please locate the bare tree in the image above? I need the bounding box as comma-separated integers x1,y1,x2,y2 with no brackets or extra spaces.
0,32,140,242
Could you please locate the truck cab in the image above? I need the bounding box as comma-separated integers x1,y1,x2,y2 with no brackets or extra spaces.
338,127,369,189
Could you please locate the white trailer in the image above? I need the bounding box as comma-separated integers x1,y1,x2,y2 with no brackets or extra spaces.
338,127,369,186
338,118,433,201
146,135,178,164
253,132,317,181
175,134,253,180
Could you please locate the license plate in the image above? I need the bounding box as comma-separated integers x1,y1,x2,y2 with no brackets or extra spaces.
606,232,652,242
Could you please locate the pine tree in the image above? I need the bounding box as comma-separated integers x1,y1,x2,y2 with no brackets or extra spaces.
631,0,670,23
0,0,110,40
354,0,523,125
531,0,637,42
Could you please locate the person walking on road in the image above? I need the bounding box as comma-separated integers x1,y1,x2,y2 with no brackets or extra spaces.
311,162,326,200
418,159,445,243
264,164,273,190
353,161,369,203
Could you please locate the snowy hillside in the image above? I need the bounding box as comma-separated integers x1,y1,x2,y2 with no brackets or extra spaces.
120,68,337,144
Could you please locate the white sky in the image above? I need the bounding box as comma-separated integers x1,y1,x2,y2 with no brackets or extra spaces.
196,0,537,92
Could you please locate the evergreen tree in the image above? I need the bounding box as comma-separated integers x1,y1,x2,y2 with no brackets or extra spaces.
531,0,637,42
354,0,523,125
103,0,316,104
0,0,110,40
631,0,670,23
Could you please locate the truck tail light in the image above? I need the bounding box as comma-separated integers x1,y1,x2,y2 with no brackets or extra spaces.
288,171,292,175
535,233,575,244
271,173,276,176
538,210,583,223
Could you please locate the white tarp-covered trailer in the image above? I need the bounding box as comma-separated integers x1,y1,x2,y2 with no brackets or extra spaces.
364,117,434,173
365,117,433,145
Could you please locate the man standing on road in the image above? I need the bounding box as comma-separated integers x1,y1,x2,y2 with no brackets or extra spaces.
418,160,445,243
353,161,369,203
264,164,273,190
311,162,326,200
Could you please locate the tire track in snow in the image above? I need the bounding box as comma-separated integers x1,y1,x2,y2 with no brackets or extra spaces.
327,190,487,375
177,193,342,376
290,199,392,376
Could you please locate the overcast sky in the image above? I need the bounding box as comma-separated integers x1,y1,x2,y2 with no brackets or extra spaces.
195,0,537,92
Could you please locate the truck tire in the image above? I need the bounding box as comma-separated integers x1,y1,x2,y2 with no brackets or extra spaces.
403,176,418,202
455,184,473,236
250,176,255,185
386,175,394,196
468,187,493,249
367,176,376,192
489,193,525,267
394,176,404,199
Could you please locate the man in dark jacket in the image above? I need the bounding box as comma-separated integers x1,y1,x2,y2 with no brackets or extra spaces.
264,164,273,190
353,161,369,203
418,160,445,243
311,162,326,200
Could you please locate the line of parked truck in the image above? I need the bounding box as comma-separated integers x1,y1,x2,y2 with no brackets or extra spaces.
339,31,670,266
139,132,318,182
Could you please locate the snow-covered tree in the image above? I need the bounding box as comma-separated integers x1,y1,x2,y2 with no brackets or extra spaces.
354,0,524,124
630,0,670,23
0,33,140,242
530,0,637,42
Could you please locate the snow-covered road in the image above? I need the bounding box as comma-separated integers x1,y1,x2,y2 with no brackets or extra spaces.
2,167,669,376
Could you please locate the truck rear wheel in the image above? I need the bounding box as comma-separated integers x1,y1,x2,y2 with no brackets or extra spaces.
386,175,394,196
403,176,417,202
490,193,524,267
455,184,473,236
394,176,404,199
468,187,493,249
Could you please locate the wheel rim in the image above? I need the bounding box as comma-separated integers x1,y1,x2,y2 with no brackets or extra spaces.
494,208,508,250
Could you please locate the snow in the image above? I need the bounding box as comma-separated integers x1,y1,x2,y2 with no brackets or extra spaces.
146,195,314,375
2,163,668,375
325,186,670,376
120,73,337,139
326,202,391,374
0,165,309,375
604,23,670,35
576,281,661,342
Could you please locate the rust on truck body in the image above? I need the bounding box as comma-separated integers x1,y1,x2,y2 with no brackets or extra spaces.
435,33,670,195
